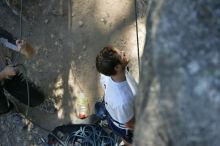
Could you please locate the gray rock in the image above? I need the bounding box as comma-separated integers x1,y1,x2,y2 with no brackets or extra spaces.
134,0,220,146
44,19,49,24
78,21,84,27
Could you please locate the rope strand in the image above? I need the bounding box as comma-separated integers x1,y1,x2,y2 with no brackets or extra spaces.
20,0,23,39
134,0,141,78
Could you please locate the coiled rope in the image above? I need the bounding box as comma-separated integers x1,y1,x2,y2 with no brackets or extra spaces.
47,124,120,146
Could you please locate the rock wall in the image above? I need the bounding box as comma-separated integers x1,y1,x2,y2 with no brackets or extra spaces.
134,0,220,146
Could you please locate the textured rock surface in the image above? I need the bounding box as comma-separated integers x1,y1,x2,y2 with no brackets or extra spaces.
134,0,220,146
0,112,47,146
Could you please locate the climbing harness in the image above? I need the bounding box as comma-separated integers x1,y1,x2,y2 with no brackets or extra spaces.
95,100,127,129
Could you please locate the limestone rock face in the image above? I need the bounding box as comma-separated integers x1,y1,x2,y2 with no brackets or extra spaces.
134,0,220,146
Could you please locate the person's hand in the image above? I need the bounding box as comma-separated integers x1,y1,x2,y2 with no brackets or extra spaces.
16,40,23,51
16,39,35,58
2,66,16,79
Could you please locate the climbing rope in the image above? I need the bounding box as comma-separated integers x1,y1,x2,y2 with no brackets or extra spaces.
47,124,120,146
13,0,23,63
18,0,30,118
9,0,30,118
10,0,53,138
19,0,23,38
134,0,141,78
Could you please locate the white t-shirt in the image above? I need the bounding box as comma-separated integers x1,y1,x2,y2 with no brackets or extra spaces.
100,70,137,128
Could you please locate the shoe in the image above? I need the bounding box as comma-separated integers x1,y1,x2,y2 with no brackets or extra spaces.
37,99,57,114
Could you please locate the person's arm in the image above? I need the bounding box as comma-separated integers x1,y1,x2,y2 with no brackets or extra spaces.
125,117,135,129
0,36,35,58
0,28,35,58
0,27,16,44
0,37,18,51
0,27,18,51
0,66,16,80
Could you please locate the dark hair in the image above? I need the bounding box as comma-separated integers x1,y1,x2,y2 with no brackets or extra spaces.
96,46,121,76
